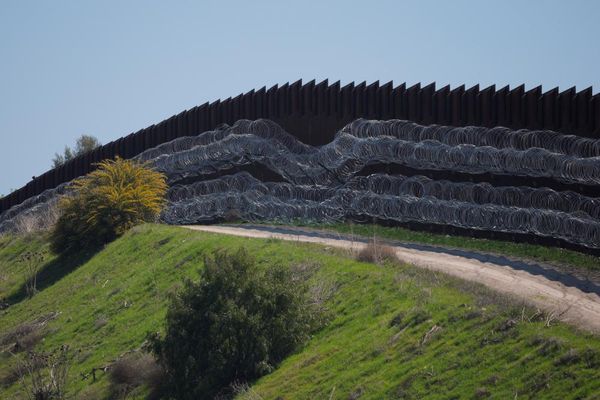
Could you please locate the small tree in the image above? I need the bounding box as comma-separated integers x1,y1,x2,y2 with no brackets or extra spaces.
149,248,323,399
52,134,101,168
50,157,167,254
18,251,45,298
17,345,70,400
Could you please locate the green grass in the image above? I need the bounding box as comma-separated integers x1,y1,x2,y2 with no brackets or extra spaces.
270,221,600,274
0,225,599,399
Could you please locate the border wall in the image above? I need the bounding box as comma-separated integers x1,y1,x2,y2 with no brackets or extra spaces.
2,79,599,214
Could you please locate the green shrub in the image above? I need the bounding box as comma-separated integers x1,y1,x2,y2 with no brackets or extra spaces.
51,157,167,254
52,134,101,168
149,248,323,399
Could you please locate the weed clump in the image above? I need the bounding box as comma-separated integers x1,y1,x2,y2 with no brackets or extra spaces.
356,239,398,265
148,248,325,399
50,157,167,254
108,353,163,399
18,345,70,400
18,251,45,298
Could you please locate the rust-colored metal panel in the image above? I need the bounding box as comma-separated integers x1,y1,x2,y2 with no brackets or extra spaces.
221,98,232,125
170,115,180,139
88,146,99,165
315,79,327,114
341,82,354,117
434,85,450,125
592,94,600,137
15,187,24,205
494,86,509,127
117,137,126,159
24,182,32,200
255,86,266,118
464,85,479,125
421,82,435,124
69,157,78,181
575,87,592,134
366,81,379,119
524,86,542,130
176,110,185,137
153,120,165,144
542,88,559,130
558,87,576,132
62,158,72,183
122,133,133,158
132,129,144,155
327,80,340,115
188,107,198,135
209,100,220,128
39,170,50,193
124,134,133,158
301,80,315,115
243,90,255,120
146,125,157,149
166,116,176,141
392,83,407,119
182,110,191,137
39,171,48,192
81,153,90,175
450,85,465,126
277,82,289,116
378,81,393,120
231,95,242,122
198,102,209,132
57,162,67,185
267,85,278,117
407,83,421,122
162,118,171,142
354,81,366,118
289,80,302,115
33,173,42,194
479,85,495,127
509,85,525,129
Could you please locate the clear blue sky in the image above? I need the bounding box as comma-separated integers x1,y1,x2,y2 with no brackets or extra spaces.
1,0,599,195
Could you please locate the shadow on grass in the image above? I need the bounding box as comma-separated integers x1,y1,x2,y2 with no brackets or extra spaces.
6,246,101,306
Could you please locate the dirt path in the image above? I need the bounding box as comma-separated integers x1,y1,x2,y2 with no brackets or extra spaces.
184,224,600,334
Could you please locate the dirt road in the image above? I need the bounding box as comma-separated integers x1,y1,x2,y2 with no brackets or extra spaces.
184,224,600,334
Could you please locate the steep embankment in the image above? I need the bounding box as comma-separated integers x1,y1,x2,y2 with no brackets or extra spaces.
185,224,600,333
1,225,600,399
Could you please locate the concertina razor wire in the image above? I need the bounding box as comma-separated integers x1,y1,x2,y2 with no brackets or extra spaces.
3,119,600,249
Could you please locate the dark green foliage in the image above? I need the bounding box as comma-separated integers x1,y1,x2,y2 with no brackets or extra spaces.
52,134,101,168
149,248,322,399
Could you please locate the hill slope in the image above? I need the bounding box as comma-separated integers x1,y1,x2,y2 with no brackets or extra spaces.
1,225,600,399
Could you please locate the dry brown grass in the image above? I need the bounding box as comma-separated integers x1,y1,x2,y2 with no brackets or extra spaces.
0,312,59,354
223,208,242,223
356,239,398,265
108,353,163,399
18,251,45,299
0,354,45,387
230,381,263,400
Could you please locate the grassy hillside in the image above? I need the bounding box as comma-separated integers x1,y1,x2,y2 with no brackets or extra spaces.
280,222,600,274
0,225,599,399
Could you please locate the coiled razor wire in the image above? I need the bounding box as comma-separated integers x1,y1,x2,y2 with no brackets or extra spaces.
341,119,600,159
162,176,600,248
168,172,600,221
0,182,71,233
3,118,600,249
143,125,600,186
135,119,313,162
